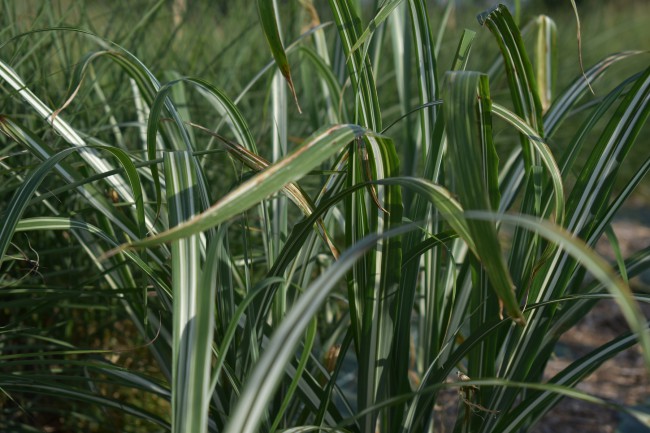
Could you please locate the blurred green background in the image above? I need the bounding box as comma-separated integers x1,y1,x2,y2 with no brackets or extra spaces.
4,0,648,199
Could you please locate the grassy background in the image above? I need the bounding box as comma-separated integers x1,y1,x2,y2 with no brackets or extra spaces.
6,0,648,196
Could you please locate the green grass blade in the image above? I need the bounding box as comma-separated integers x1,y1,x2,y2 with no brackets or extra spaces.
387,1,410,162
492,103,565,226
164,71,197,146
269,317,318,433
349,0,404,57
451,29,476,72
407,0,440,174
359,133,404,431
269,69,289,264
164,151,212,433
443,71,524,325
328,0,381,130
268,68,290,323
173,76,260,174
257,0,301,112
478,4,543,161
544,51,640,136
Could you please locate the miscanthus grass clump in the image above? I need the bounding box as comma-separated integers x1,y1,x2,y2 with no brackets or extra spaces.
1,1,648,432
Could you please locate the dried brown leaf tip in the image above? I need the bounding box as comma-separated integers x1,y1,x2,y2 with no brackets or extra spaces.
324,344,341,373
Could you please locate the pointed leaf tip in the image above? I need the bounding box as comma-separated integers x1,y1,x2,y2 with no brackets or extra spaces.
257,0,302,113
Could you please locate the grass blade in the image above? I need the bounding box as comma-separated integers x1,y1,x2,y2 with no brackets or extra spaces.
257,0,301,112
443,71,525,325
534,15,557,113
349,0,404,57
164,151,212,433
478,4,543,155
